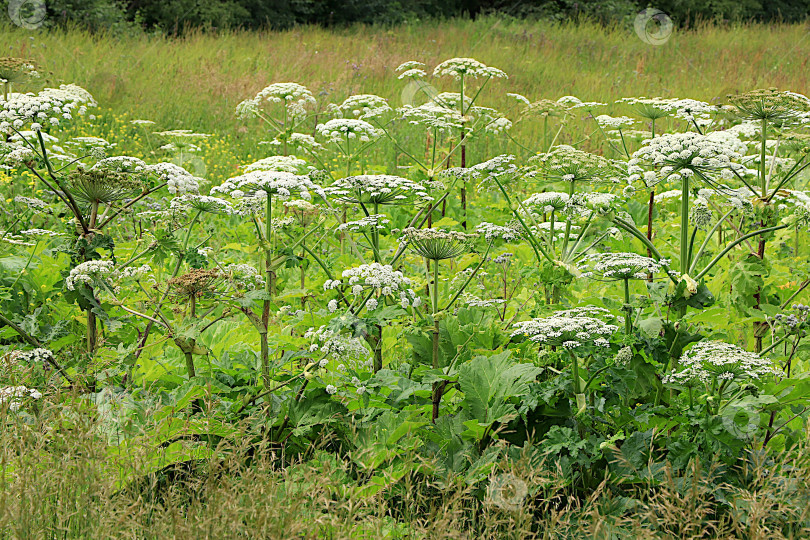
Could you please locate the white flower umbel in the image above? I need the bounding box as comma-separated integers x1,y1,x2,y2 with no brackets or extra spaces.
330,262,420,310
337,214,390,232
237,82,316,122
512,306,617,350
577,252,669,280
243,155,309,174
523,191,571,214
401,227,477,260
663,340,777,386
325,174,432,205
337,94,391,120
0,385,42,411
65,260,116,291
223,263,265,290
0,84,96,130
475,221,521,242
594,114,636,129
146,162,202,195
513,306,617,394
212,170,324,202
399,102,464,134
169,194,233,215
432,58,507,80
628,132,748,187
316,118,382,144
529,145,620,184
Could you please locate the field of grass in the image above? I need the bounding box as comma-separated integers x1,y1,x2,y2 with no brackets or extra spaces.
1,17,808,165
2,17,810,539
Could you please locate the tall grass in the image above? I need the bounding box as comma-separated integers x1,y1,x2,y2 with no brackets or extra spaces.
2,400,810,538
0,17,807,155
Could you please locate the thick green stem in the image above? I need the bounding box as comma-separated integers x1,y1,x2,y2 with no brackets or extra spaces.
623,278,632,335
431,258,441,421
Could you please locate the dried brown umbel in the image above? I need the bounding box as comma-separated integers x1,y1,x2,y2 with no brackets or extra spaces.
168,268,223,316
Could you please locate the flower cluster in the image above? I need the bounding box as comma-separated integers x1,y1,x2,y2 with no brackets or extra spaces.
223,263,265,290
243,155,309,174
396,61,427,79
304,326,371,364
65,260,116,291
399,102,464,133
475,221,521,242
529,145,620,184
523,191,570,214
212,170,324,202
0,84,96,130
512,306,617,349
316,118,382,144
577,252,669,280
728,88,810,122
0,385,42,411
663,340,777,385
628,132,748,186
170,194,233,215
594,114,636,129
432,58,508,80
401,227,478,260
689,196,713,229
146,162,203,195
237,82,316,122
12,348,54,364
337,214,390,232
324,174,432,205
337,94,391,119
325,263,420,310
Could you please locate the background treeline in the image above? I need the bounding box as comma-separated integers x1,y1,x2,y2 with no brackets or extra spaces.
4,0,810,34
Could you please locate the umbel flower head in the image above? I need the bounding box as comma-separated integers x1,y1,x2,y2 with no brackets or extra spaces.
168,269,223,301
663,340,778,386
67,166,145,204
337,94,392,120
401,227,477,261
528,145,621,184
577,252,670,280
399,102,464,134
169,194,233,215
433,58,508,80
325,174,432,205
325,262,420,311
0,57,40,86
212,170,325,202
243,155,310,174
0,84,96,130
511,306,618,350
236,82,316,122
316,118,382,144
523,191,570,214
628,132,748,187
337,214,390,232
728,88,810,123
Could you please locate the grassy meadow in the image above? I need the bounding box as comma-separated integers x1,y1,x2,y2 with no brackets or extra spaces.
0,18,808,177
2,17,810,539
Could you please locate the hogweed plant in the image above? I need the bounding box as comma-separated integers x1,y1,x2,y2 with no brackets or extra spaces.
4,63,810,535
